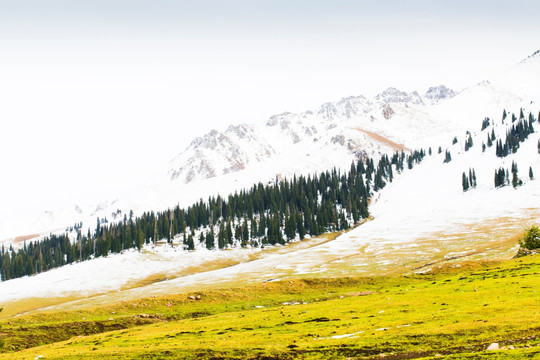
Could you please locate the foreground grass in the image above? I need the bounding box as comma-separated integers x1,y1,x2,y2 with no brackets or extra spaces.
0,255,539,359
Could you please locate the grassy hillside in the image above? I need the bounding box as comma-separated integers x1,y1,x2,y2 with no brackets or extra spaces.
0,255,538,359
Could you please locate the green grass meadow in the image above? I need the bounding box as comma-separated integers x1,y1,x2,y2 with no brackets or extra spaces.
0,254,538,359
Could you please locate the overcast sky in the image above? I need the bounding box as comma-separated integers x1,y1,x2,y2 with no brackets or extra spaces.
0,0,539,215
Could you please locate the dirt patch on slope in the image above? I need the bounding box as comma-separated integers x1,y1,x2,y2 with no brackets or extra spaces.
12,234,40,243
354,128,409,152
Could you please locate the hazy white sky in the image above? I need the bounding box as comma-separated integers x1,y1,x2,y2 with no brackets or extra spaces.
0,0,539,214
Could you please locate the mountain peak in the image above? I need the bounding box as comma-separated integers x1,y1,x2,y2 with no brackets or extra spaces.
375,87,424,105
423,85,456,105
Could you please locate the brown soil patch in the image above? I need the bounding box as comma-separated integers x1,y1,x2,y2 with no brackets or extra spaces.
355,128,409,152
12,234,40,243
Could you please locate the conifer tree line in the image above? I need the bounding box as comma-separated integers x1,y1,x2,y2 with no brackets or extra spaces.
494,111,535,158
455,108,538,192
480,108,537,191
0,150,428,281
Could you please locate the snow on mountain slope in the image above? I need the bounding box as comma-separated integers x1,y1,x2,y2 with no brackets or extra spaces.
0,90,515,243
1,107,538,310
164,48,540,191
493,49,540,101
1,51,539,245
112,93,463,215
0,204,103,250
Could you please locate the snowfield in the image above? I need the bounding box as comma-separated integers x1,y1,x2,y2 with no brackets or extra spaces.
0,51,539,315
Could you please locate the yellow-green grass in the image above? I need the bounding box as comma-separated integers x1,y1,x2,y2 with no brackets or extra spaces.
0,230,351,319
0,255,538,359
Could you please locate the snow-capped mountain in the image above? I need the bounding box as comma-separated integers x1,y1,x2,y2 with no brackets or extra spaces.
166,89,440,186
423,85,457,105
375,87,425,105
164,76,523,190
1,50,539,244
168,125,276,183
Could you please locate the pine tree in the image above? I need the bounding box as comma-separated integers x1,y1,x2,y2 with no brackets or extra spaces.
234,225,241,242
205,229,215,250
218,222,225,249
512,171,519,188
136,227,144,251
443,150,452,163
512,161,517,174
241,218,249,247
187,234,195,250
226,222,233,246
250,218,257,239
462,172,469,192
481,117,490,130
529,166,534,180
199,232,205,244
464,133,473,151
296,213,306,240
511,162,521,188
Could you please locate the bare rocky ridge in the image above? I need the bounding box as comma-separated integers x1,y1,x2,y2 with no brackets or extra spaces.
375,87,425,105
424,85,457,105
168,124,276,183
166,86,457,184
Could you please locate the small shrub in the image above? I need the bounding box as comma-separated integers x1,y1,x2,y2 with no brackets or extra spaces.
520,226,540,250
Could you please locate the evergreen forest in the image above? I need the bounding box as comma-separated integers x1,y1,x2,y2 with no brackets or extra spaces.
0,151,427,281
